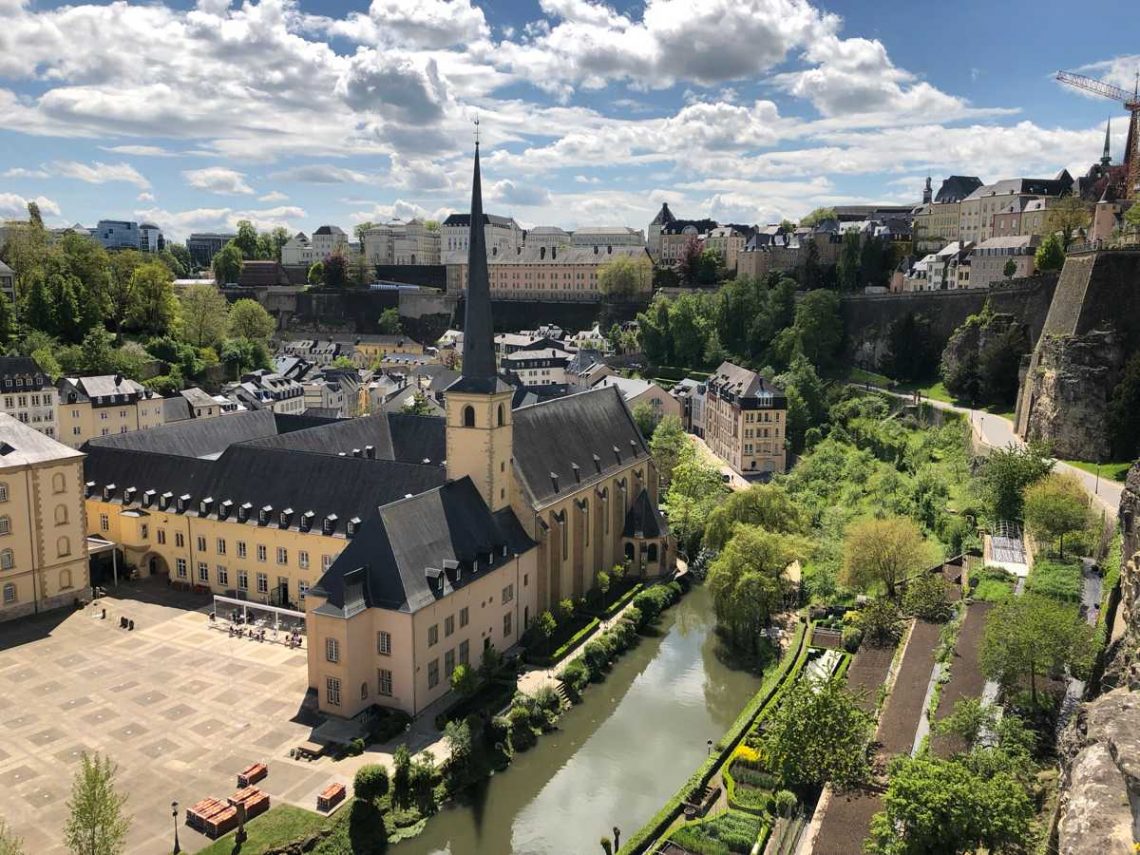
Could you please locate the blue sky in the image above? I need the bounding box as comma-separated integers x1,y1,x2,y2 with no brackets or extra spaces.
0,0,1137,241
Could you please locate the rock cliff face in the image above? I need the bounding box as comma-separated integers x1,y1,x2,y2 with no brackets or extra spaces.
1022,326,1125,460
1057,465,1140,855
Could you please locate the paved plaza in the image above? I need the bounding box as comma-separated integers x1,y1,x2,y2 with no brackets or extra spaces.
0,581,350,854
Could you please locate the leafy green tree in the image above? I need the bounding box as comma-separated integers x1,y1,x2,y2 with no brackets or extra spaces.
267,226,290,261
212,242,243,285
391,744,411,807
901,572,952,622
0,293,15,348
63,753,129,855
707,526,808,651
307,260,324,285
977,442,1053,520
977,322,1029,406
1108,352,1140,459
867,754,1033,855
636,296,672,365
631,401,661,439
557,598,575,624
155,249,186,279
762,676,873,790
79,327,117,376
648,415,691,488
598,255,652,298
664,455,727,555
595,569,611,606
1034,234,1065,272
1022,473,1092,558
980,594,1096,704
166,243,192,275
936,697,993,748
324,252,349,288
841,516,933,598
775,354,825,453
799,207,836,228
233,219,260,259
227,298,275,342
450,663,477,697
1002,258,1018,279
220,337,270,379
353,765,390,802
125,262,178,337
677,237,704,286
377,307,402,335
1125,201,1140,231
858,597,905,647
882,312,937,383
535,611,557,653
789,289,842,369
668,293,710,367
400,391,435,416
704,483,809,551
837,230,861,291
1045,195,1091,250
178,284,230,348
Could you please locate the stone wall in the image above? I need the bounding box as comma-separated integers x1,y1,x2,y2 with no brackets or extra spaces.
839,276,1058,371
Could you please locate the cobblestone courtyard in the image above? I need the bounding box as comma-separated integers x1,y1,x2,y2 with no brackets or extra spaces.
0,581,347,854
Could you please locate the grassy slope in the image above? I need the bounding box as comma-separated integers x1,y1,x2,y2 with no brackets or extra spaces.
1062,459,1133,484
195,804,332,855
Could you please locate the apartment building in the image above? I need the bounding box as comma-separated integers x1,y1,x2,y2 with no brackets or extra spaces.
0,414,89,622
703,362,787,476
311,225,348,259
0,357,58,438
226,371,305,414
446,245,652,301
969,235,1041,288
186,233,236,270
958,174,1073,244
703,225,752,272
57,375,163,448
280,233,318,267
441,213,522,259
502,347,573,386
659,219,718,265
571,227,645,247
362,221,441,266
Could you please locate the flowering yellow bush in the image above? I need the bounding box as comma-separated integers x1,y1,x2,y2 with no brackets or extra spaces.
734,745,761,765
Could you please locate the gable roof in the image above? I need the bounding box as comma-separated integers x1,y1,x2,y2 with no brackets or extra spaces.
239,412,445,464
934,176,983,204
0,413,84,466
624,488,665,539
85,409,280,458
512,385,648,507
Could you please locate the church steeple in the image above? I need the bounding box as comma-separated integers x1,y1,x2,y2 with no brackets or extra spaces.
1102,118,1112,170
458,132,498,387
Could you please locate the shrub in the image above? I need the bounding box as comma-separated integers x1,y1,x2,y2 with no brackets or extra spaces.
532,685,562,716
507,705,536,751
558,658,590,695
583,640,609,676
353,764,390,801
1025,559,1082,603
624,605,644,629
346,737,365,756
857,598,905,646
841,626,863,652
903,572,953,622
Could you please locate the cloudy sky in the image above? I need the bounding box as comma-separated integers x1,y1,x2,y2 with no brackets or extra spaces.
0,0,1137,241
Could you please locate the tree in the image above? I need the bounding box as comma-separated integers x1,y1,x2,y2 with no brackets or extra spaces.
1125,201,1140,231
391,744,411,807
400,391,435,415
936,697,994,748
353,764,390,802
212,242,243,285
775,354,825,453
707,526,808,651
535,611,557,653
1108,352,1140,459
167,243,192,275
858,598,905,647
598,255,652,298
268,226,290,261
648,415,691,488
841,516,932,598
307,261,324,285
220,337,271,379
178,284,230,348
63,753,129,855
1045,195,1091,250
631,401,661,439
867,754,1033,855
377,308,402,335
837,231,861,291
450,663,477,697
901,572,952,622
324,252,349,288
79,327,117,376
1034,234,1065,272
0,293,15,348
27,200,43,230
233,219,260,259
664,455,727,555
799,207,836,228
977,442,1053,520
977,322,1029,406
354,221,375,244
595,569,611,606
882,312,937,384
677,237,704,286
0,818,23,855
704,483,809,551
125,262,178,337
980,594,1096,704
1022,472,1092,558
762,676,873,790
227,298,275,343
790,289,843,369
557,598,575,624
1002,258,1018,280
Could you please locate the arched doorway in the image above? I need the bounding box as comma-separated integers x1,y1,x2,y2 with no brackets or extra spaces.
146,553,169,578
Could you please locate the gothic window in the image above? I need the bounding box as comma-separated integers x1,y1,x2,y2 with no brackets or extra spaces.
463,405,475,427
55,504,68,525
497,404,505,426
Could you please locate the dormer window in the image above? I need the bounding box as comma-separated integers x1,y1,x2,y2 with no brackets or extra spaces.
571,462,581,483
613,445,622,463
238,502,252,523
279,508,294,529
176,494,190,513
218,499,233,520
300,510,315,533
549,472,559,494
102,484,116,502
142,489,156,508
347,517,361,538
160,491,173,510
323,514,338,535
123,487,137,504
199,497,213,516
593,453,602,473
258,505,272,526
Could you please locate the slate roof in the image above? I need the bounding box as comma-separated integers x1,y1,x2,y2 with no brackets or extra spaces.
512,385,647,508
491,246,648,265
707,361,784,402
84,409,280,458
62,375,150,401
623,488,666,539
313,225,346,236
441,213,517,228
311,477,533,614
162,397,192,423
0,260,14,275
0,357,50,387
934,176,983,204
0,413,84,466
240,412,445,464
650,203,677,227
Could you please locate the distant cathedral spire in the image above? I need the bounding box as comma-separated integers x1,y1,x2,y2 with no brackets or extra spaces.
1102,118,1112,169
459,124,497,385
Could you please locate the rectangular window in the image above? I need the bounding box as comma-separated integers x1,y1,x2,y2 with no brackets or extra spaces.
276,547,287,565
299,550,309,570
427,624,439,647
459,607,469,628
2,585,15,604
238,541,247,558
445,648,455,677
322,554,335,571
237,570,248,590
377,631,392,656
503,612,513,637
377,669,392,696
175,532,185,548
256,572,268,594
157,529,167,545
176,558,187,578
196,536,206,552
99,514,109,532
326,676,341,706
427,658,439,689
139,523,149,539
257,544,267,562
197,562,209,583
216,538,226,555
326,637,339,663
502,584,514,605
444,615,455,637
459,640,470,666
217,565,228,586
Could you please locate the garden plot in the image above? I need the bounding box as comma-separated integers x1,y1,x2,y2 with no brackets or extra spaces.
932,602,992,757
842,644,896,715
811,789,884,855
876,621,941,756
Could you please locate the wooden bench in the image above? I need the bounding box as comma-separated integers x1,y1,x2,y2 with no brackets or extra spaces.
237,763,267,787
317,782,346,812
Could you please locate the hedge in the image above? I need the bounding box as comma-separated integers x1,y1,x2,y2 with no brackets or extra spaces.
586,583,644,620
527,617,601,667
618,618,811,855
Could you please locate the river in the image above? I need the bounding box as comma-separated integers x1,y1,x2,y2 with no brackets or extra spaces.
404,584,760,855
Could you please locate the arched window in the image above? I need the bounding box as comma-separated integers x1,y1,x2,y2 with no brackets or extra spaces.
0,483,7,503
52,472,66,494
624,543,635,561
0,549,13,570
54,505,69,525
0,516,9,536
647,543,658,562
59,568,73,590
57,536,71,558
360,682,368,700
497,404,505,427
463,405,475,428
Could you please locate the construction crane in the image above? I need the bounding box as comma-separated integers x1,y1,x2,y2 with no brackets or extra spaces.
1057,69,1140,200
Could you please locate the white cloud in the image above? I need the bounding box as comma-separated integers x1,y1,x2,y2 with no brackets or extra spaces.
135,204,307,241
137,191,156,202
0,192,61,219
2,167,50,178
316,0,489,49
183,167,256,195
348,199,453,224
488,179,552,207
1072,55,1140,94
337,52,450,124
101,144,176,157
259,191,288,202
53,160,151,188
269,165,371,184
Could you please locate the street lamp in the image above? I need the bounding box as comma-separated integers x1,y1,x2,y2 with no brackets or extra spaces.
706,739,713,756
1095,457,1101,495
171,801,180,855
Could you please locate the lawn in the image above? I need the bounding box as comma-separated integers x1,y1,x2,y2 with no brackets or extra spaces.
1062,459,1133,483
903,380,1016,420
846,367,894,388
196,803,333,855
